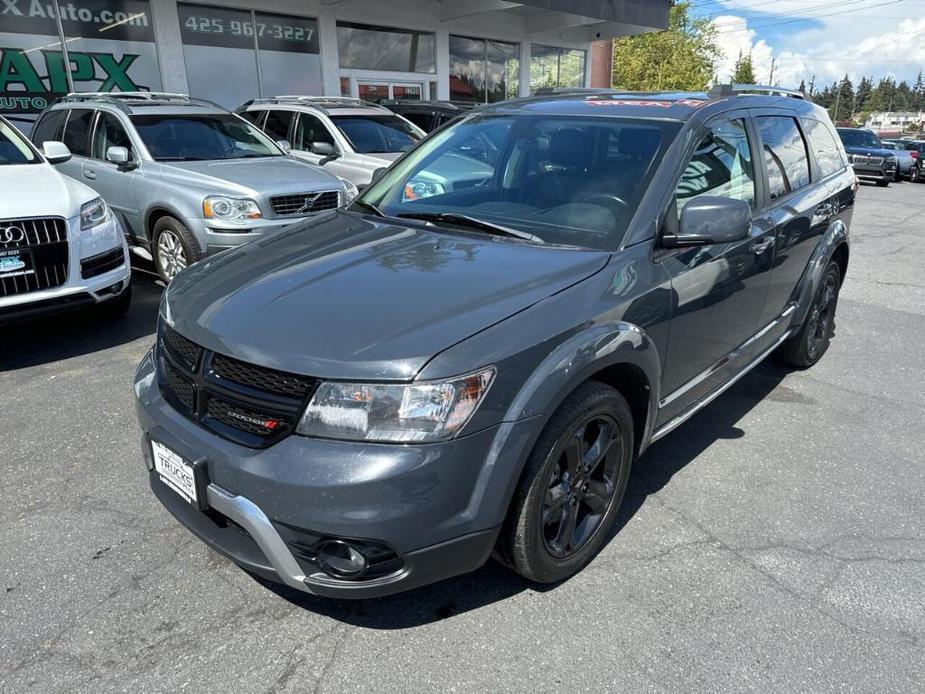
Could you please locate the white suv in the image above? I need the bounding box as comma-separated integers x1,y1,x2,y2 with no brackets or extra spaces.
237,97,426,188
0,116,130,323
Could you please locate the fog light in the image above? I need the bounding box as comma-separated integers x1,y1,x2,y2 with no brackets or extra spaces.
316,540,368,578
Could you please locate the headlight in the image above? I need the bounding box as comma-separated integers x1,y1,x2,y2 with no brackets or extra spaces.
340,178,359,205
202,196,262,222
80,197,108,230
403,180,445,201
297,367,495,443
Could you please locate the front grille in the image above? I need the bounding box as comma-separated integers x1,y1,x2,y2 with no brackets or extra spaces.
156,322,319,448
270,190,340,217
80,247,124,279
0,217,68,298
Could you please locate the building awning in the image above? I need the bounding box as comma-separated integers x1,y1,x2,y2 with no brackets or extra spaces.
440,0,671,41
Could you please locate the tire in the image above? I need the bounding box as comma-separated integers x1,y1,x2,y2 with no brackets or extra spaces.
777,260,842,368
97,282,133,318
153,216,200,282
500,381,634,584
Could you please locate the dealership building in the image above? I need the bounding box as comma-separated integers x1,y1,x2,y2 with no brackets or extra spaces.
1,0,668,129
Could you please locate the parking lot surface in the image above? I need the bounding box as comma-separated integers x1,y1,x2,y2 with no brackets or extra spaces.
2,183,924,693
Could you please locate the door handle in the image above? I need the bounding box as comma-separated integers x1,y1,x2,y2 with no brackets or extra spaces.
750,237,775,255
84,169,96,180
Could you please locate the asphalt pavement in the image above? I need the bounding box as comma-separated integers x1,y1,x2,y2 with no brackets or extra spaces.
2,182,924,693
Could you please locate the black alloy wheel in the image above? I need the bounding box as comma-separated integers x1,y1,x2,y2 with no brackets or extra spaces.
500,381,634,584
542,414,623,558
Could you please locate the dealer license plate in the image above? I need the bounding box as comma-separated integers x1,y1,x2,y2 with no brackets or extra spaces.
151,440,198,504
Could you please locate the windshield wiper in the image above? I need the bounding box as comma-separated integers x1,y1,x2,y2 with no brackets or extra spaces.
395,212,544,244
351,199,384,217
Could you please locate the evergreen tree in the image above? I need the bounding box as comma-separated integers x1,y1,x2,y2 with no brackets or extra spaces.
730,52,756,84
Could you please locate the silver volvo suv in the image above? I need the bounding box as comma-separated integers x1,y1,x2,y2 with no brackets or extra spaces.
31,93,355,281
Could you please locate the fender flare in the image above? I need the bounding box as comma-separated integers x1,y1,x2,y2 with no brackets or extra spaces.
790,219,849,329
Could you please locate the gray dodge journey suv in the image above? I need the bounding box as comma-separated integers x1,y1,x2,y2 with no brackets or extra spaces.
32,93,353,282
135,86,853,598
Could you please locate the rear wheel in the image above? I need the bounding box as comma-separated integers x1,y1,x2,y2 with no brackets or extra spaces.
777,260,841,368
153,216,199,283
500,381,634,584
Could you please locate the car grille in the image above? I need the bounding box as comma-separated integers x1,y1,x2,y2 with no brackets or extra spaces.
156,323,318,448
850,154,884,166
0,217,68,298
270,190,340,217
80,247,124,279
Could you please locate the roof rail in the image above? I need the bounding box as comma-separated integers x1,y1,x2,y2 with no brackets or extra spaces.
709,83,807,100
240,95,388,113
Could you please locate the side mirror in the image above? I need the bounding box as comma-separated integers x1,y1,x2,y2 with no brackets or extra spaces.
664,196,751,247
106,145,130,165
276,139,292,154
42,141,71,164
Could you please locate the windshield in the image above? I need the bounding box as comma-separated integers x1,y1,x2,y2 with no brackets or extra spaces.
356,114,678,250
131,113,282,161
0,119,39,165
330,115,423,154
838,129,882,149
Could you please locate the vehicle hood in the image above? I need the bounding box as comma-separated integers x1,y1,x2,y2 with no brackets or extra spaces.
166,156,344,195
1,163,95,219
165,211,609,380
843,145,895,157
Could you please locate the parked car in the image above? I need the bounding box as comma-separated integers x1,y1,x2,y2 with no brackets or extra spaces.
880,139,915,180
0,115,131,323
237,96,426,188
31,92,354,282
135,85,853,598
901,140,925,182
379,100,465,133
836,127,897,186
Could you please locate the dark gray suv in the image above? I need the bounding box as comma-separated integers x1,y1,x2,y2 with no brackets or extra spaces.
134,86,853,598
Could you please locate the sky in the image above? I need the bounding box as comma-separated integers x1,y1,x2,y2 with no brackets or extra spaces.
692,0,925,90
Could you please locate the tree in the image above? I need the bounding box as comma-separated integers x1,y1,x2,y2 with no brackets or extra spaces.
613,1,720,91
730,52,756,84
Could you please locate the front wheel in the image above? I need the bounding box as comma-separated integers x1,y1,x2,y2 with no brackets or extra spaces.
500,381,634,584
153,217,199,283
777,260,842,368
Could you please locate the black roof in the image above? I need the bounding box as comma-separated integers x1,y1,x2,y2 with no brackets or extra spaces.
471,88,825,122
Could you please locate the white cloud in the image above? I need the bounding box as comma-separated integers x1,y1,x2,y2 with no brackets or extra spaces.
711,13,925,89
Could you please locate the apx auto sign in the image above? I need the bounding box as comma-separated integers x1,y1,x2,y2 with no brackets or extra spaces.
0,0,160,115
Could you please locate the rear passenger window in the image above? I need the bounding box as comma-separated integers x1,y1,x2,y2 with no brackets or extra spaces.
803,119,845,178
676,118,755,212
61,109,94,157
31,110,66,145
757,116,810,200
263,110,294,142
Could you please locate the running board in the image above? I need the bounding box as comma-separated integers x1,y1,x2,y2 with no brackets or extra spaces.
650,329,792,443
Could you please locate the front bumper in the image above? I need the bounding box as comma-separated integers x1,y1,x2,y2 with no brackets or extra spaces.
133,349,538,598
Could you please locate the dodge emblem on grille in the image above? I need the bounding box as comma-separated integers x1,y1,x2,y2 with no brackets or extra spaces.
0,226,26,243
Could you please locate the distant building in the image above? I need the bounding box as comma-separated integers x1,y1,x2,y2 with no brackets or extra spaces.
864,112,925,135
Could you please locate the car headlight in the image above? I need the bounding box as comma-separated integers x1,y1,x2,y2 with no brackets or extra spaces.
297,367,495,443
80,197,108,230
202,196,262,222
340,178,359,205
403,180,445,201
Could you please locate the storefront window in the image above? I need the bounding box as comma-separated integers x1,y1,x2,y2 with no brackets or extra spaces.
449,36,518,105
530,45,586,92
177,4,322,109
0,0,161,130
337,23,435,73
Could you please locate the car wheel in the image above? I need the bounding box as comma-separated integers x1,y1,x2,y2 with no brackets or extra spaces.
153,217,199,282
500,381,634,584
777,260,842,368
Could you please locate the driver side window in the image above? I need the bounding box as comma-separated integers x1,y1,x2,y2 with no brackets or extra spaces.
676,119,755,216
